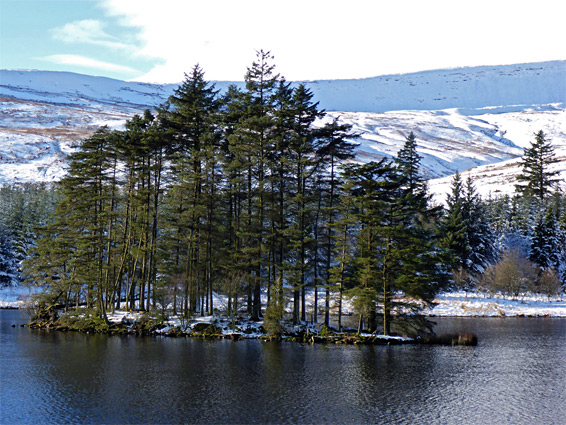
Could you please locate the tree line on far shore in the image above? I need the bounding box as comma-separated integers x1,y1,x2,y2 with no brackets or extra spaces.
1,51,564,336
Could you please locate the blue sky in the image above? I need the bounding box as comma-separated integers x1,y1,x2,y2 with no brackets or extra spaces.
1,0,564,83
0,0,155,80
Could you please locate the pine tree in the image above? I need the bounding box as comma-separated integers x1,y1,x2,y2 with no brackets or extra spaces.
0,226,18,287
529,208,560,270
395,132,425,197
26,128,119,316
442,174,499,289
229,50,282,320
329,177,356,331
464,177,498,274
281,83,324,323
515,130,560,200
316,118,357,326
159,64,221,316
341,159,449,335
442,172,469,270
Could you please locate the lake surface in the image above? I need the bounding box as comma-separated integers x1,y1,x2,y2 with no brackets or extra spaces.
1,310,565,425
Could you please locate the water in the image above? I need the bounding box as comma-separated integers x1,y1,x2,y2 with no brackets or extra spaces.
1,310,565,425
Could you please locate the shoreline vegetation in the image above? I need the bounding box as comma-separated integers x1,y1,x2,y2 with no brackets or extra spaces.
1,54,564,345
8,289,564,346
22,306,480,346
5,288,565,346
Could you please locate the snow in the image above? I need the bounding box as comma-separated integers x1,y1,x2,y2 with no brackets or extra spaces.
1,61,565,321
2,286,564,318
305,60,565,113
427,291,566,317
1,61,565,196
0,285,39,308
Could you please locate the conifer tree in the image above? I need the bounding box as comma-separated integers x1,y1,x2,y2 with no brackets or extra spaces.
464,177,498,275
282,83,324,322
316,118,357,326
341,159,448,335
530,208,560,270
27,128,118,316
159,64,221,316
329,178,356,331
515,130,560,200
0,226,18,287
442,172,469,269
395,132,425,197
230,50,282,320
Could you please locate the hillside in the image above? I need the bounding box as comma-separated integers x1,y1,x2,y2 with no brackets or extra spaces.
0,60,565,194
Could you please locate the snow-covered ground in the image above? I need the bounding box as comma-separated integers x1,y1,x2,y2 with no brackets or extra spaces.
0,61,565,196
0,285,39,309
2,285,564,318
1,62,565,320
426,291,566,317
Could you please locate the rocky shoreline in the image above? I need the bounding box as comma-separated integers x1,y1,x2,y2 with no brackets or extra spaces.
23,308,477,346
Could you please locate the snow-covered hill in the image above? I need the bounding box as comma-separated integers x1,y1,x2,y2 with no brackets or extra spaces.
0,60,565,194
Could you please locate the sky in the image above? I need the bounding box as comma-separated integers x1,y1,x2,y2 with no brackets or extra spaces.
0,0,564,84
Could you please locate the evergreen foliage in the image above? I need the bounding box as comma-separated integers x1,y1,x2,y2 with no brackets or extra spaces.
442,174,499,289
16,55,564,331
515,130,560,200
0,226,18,287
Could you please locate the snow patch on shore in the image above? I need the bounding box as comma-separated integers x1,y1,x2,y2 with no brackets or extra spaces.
427,291,566,317
2,286,564,318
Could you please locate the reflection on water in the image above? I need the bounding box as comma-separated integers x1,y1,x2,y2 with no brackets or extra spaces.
1,310,565,424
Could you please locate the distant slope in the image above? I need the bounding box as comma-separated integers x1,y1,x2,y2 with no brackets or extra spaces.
0,70,173,111
0,61,564,189
2,60,564,113
307,60,565,113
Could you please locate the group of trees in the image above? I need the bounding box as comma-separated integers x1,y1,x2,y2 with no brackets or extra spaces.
5,53,564,336
442,130,566,297
20,52,454,336
0,183,56,287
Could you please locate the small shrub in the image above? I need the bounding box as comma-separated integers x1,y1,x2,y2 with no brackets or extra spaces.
263,278,284,337
537,269,562,300
263,303,284,337
481,249,538,297
319,325,333,337
192,323,221,335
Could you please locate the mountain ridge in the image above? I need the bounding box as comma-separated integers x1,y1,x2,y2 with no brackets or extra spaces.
0,60,564,194
1,60,564,113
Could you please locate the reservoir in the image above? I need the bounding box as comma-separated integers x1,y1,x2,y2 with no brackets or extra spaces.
1,309,565,424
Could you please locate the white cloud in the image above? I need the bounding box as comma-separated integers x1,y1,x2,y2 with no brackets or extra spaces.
99,0,566,83
43,54,139,74
50,19,132,51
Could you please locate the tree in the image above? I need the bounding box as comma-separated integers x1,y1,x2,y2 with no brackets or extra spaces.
281,83,324,323
0,226,18,287
316,118,357,326
515,130,560,200
463,177,499,275
442,174,499,289
529,208,560,270
26,128,119,317
159,64,221,316
395,132,425,197
228,50,283,320
441,172,469,269
341,159,449,335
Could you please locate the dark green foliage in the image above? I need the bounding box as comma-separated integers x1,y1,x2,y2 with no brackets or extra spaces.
339,150,450,335
0,226,18,287
529,208,560,270
0,183,58,286
21,54,563,331
442,172,469,267
442,174,499,290
515,130,560,200
263,278,285,337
